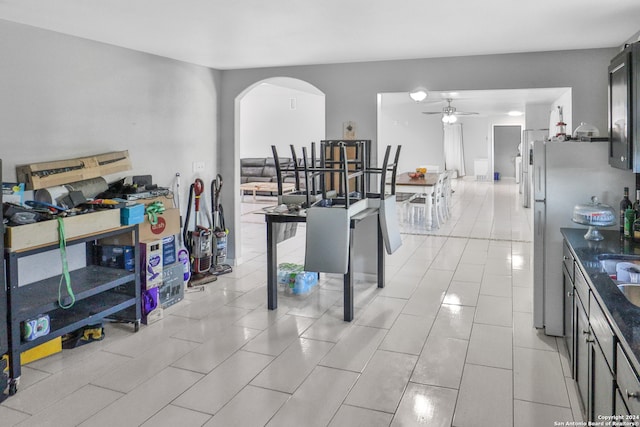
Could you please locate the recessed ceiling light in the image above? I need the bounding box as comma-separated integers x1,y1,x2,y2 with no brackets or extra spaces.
409,88,428,102
508,110,523,117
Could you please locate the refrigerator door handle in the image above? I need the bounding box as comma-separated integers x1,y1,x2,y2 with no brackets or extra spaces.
536,165,543,193
536,209,544,236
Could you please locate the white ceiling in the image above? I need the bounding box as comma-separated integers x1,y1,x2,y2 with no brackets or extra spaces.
0,0,639,70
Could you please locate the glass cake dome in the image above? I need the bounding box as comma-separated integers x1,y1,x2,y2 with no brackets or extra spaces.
572,196,616,241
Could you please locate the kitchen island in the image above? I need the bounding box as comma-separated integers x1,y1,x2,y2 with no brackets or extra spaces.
561,228,640,419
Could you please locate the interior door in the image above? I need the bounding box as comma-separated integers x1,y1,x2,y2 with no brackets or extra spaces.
493,125,522,178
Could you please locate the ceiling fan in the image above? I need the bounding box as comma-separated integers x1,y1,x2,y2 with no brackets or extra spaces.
422,98,478,123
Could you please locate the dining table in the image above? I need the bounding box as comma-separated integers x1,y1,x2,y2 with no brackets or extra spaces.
394,172,440,190
389,172,441,228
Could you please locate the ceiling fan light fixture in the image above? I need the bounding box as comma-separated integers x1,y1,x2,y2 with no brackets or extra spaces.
442,114,457,124
409,89,428,103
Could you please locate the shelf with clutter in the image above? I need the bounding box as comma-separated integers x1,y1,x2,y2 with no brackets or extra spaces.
1,152,187,399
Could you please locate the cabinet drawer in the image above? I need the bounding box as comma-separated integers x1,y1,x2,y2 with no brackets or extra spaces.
589,293,616,372
616,344,640,415
563,241,575,283
574,269,589,314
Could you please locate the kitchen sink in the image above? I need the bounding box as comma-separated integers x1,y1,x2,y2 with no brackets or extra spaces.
617,284,640,308
596,254,640,276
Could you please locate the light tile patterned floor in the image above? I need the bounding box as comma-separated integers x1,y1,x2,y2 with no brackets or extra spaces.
1,179,583,426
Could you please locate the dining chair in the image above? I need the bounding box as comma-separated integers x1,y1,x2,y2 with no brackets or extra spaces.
407,172,445,229
440,172,452,220
432,173,446,228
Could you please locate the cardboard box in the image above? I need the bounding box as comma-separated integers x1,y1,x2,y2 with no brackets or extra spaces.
3,182,25,205
95,244,135,271
98,208,180,245
5,209,121,251
141,240,163,289
142,306,163,325
162,235,176,265
159,262,184,308
16,151,131,190
138,208,180,242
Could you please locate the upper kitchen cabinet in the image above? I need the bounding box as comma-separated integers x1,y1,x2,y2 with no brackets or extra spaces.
608,42,640,171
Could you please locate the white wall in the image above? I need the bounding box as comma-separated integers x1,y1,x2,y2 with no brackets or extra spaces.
458,116,490,176
378,98,492,177
0,20,220,204
239,82,325,159
1,20,221,278
378,96,444,173
526,103,554,132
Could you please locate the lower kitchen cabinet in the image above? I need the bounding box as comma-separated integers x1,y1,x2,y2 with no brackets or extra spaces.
573,278,616,420
616,343,640,416
562,232,640,423
575,292,590,413
563,250,575,374
591,334,615,419
589,292,616,419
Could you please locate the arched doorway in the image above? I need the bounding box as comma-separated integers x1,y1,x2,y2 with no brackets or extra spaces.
233,77,326,265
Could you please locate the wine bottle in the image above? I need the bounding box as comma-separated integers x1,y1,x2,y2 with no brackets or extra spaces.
633,189,640,216
621,187,632,234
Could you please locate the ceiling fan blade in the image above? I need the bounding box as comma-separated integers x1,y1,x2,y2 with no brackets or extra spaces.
421,111,443,115
453,112,479,115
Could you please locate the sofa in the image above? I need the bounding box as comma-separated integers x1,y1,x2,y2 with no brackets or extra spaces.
240,157,297,196
240,157,293,184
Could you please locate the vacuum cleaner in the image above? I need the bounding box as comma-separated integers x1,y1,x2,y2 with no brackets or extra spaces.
211,174,232,275
183,178,213,275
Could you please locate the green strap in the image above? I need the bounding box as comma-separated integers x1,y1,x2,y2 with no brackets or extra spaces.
57,217,75,309
145,202,165,225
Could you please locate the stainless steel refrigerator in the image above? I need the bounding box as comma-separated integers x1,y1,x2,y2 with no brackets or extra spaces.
532,139,634,336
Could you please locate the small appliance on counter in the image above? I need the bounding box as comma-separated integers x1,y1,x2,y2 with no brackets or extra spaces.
573,122,600,139
571,196,616,241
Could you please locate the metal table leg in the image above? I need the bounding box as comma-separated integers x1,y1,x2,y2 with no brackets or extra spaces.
343,228,355,321
266,217,278,310
378,215,385,289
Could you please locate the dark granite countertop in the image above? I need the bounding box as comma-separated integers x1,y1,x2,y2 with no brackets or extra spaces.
561,228,640,374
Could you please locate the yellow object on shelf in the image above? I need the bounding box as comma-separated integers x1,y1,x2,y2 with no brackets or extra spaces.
21,337,62,365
